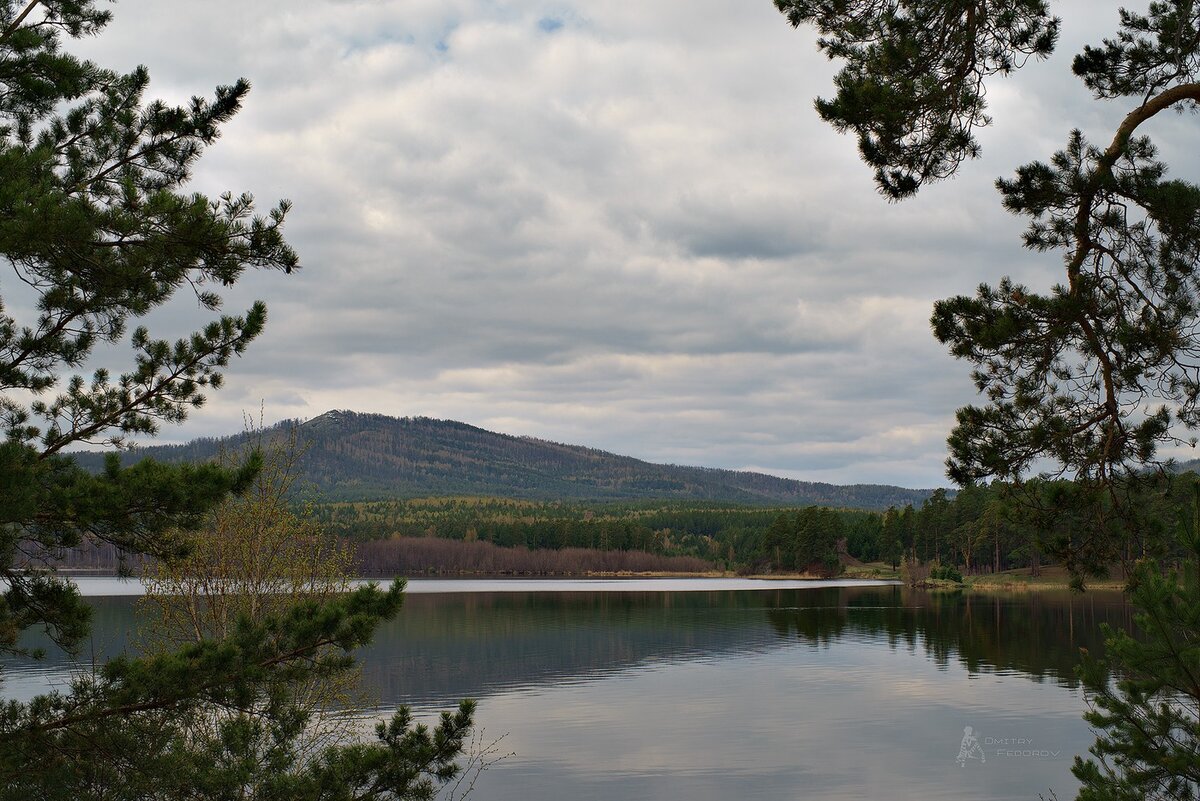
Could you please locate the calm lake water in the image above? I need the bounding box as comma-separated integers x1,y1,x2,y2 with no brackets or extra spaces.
1,578,1132,801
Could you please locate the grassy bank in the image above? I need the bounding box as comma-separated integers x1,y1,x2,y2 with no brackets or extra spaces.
843,562,1128,592
843,563,901,580
965,565,1126,591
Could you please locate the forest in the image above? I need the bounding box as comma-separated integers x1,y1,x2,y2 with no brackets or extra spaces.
51,469,1200,578
327,469,1200,578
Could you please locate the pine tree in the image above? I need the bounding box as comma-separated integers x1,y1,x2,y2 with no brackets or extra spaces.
1,0,296,653
777,2,1200,797
1072,487,1200,801
0,3,473,796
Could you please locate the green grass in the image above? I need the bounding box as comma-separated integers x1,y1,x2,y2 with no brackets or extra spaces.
843,562,900,580
965,565,1126,591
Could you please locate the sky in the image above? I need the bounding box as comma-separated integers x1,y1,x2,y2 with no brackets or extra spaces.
37,0,1200,488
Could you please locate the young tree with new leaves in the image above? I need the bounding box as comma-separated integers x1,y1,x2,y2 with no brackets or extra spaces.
139,425,363,761
0,2,473,797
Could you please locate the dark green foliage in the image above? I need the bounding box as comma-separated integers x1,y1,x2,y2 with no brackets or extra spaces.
926,4,1200,582
933,125,1200,516
1072,2,1200,99
1,0,296,655
0,10,298,453
774,0,1059,197
0,582,478,801
929,564,963,582
779,3,1200,548
48,491,897,574
0,0,299,660
751,507,845,574
0,3,473,797
1,442,259,655
861,472,1200,581
1072,548,1200,799
315,498,870,574
71,410,940,509
780,2,1200,797
355,537,714,576
880,482,1027,573
329,493,873,572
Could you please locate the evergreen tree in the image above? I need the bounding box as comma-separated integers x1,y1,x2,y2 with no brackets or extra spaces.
776,2,1200,526
1073,490,1200,801
794,507,814,569
1,0,295,650
774,0,1059,199
921,488,952,564
0,2,473,796
812,508,844,575
844,512,883,562
762,511,793,570
777,1,1200,797
879,506,903,570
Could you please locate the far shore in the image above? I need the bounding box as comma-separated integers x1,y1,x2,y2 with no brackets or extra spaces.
842,562,1128,592
53,568,848,581
48,564,1128,591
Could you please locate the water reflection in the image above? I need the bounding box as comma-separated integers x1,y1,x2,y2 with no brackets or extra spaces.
357,586,1130,709
3,585,1131,707
762,587,1130,688
1,584,1133,801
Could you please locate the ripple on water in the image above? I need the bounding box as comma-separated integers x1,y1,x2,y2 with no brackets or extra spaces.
3,582,1124,801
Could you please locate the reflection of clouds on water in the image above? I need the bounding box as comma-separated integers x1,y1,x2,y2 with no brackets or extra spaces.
5,584,1118,800
471,642,1086,801
0,665,79,704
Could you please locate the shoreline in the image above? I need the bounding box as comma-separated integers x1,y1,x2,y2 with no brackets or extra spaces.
50,568,838,581
45,566,1128,592
843,564,1129,592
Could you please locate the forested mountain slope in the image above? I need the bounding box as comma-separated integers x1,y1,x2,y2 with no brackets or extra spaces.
70,411,938,509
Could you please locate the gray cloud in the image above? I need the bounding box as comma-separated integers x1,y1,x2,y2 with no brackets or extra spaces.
38,0,1197,489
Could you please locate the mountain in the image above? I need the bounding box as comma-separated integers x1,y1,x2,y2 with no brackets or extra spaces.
69,411,940,510
1172,458,1200,475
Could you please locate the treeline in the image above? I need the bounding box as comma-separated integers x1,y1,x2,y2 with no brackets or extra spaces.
744,507,848,575
353,538,712,576
856,472,1200,576
329,471,1197,578
17,540,148,574
308,497,881,570
46,476,1200,577
36,498,876,576
37,534,711,577
37,532,710,575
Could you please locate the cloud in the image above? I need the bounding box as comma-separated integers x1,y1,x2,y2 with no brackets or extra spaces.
37,0,1197,489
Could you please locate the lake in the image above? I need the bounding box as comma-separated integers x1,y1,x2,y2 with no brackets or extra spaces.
1,578,1131,800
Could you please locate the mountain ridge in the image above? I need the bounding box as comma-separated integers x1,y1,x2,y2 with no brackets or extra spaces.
69,410,941,510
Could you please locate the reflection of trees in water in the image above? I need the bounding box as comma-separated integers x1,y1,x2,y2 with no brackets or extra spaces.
358,587,1133,708
1,597,140,674
764,587,1133,687
6,588,1134,709
360,590,791,708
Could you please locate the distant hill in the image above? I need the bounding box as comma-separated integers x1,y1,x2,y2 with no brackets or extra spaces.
1172,458,1200,475
69,411,940,510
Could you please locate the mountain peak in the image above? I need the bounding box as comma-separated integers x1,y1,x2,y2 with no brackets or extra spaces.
71,412,940,509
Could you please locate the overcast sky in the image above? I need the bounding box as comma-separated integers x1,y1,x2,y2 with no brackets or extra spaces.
45,0,1199,488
